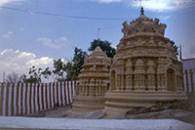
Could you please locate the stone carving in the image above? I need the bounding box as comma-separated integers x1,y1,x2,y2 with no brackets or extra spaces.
121,14,167,37
134,59,145,90
72,47,111,112
147,60,155,91
122,21,129,38
72,8,187,116
125,59,133,90
105,8,187,116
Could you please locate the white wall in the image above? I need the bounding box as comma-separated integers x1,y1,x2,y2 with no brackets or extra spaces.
183,58,195,93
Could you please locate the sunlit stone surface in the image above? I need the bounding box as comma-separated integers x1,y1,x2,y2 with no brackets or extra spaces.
72,47,111,112
105,8,187,116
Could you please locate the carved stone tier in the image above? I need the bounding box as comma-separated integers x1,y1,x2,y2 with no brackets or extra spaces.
72,96,105,112
105,8,187,116
72,47,111,112
105,91,186,116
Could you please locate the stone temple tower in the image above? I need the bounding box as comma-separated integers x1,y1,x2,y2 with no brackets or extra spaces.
105,8,187,116
72,47,111,112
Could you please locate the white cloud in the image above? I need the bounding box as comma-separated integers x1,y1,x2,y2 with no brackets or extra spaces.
1,31,14,39
37,36,69,49
94,0,194,11
92,0,122,3
131,0,194,11
0,49,54,81
0,0,24,6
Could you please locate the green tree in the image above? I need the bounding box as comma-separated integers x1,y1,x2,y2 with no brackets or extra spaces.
52,47,87,81
65,47,87,80
88,39,116,58
41,67,52,79
64,62,73,80
25,66,42,83
25,66,52,83
53,59,66,81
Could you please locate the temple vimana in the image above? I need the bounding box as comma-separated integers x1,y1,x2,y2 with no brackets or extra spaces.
72,47,111,112
72,7,187,116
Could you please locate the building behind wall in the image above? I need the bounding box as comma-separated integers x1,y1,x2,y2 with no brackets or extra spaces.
183,58,195,94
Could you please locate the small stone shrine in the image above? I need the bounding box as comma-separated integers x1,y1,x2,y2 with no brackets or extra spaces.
104,7,187,116
72,47,111,112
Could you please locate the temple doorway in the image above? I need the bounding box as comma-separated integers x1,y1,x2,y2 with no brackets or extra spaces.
167,68,176,91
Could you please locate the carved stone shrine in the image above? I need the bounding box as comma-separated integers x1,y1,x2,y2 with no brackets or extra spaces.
104,7,187,116
72,47,111,112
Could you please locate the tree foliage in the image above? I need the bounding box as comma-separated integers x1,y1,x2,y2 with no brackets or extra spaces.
23,39,115,82
51,48,86,81
41,67,52,79
25,66,52,83
88,39,116,58
65,47,87,80
52,59,66,81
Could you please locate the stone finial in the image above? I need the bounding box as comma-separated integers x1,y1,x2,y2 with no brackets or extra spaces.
140,6,144,16
90,46,107,58
94,46,102,52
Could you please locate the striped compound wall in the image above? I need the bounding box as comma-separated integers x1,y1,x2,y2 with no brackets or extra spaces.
0,81,76,116
0,69,194,117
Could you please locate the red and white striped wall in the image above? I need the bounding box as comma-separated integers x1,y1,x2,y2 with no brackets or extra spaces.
0,81,76,116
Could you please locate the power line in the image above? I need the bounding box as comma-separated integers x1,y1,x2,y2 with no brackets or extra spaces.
0,6,127,21
0,3,194,22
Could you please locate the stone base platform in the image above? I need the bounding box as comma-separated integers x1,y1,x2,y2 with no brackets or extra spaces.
72,96,105,113
105,90,187,117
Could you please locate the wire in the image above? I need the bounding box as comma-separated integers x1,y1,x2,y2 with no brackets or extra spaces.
0,6,127,21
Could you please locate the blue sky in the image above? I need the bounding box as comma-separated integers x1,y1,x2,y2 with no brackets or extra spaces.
0,0,195,78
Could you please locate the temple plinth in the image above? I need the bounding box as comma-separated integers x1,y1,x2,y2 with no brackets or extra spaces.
72,47,111,112
104,8,187,116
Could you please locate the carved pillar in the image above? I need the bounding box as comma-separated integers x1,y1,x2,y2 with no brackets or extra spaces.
103,81,106,95
134,59,145,90
87,79,90,96
110,69,116,91
85,80,89,96
100,80,103,96
116,73,121,90
147,60,155,91
176,72,184,92
84,85,87,96
157,72,166,91
176,73,183,91
125,59,133,90
94,79,99,96
157,58,166,91
81,81,84,96
115,60,124,91
82,84,84,96
91,79,95,96
119,68,125,90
